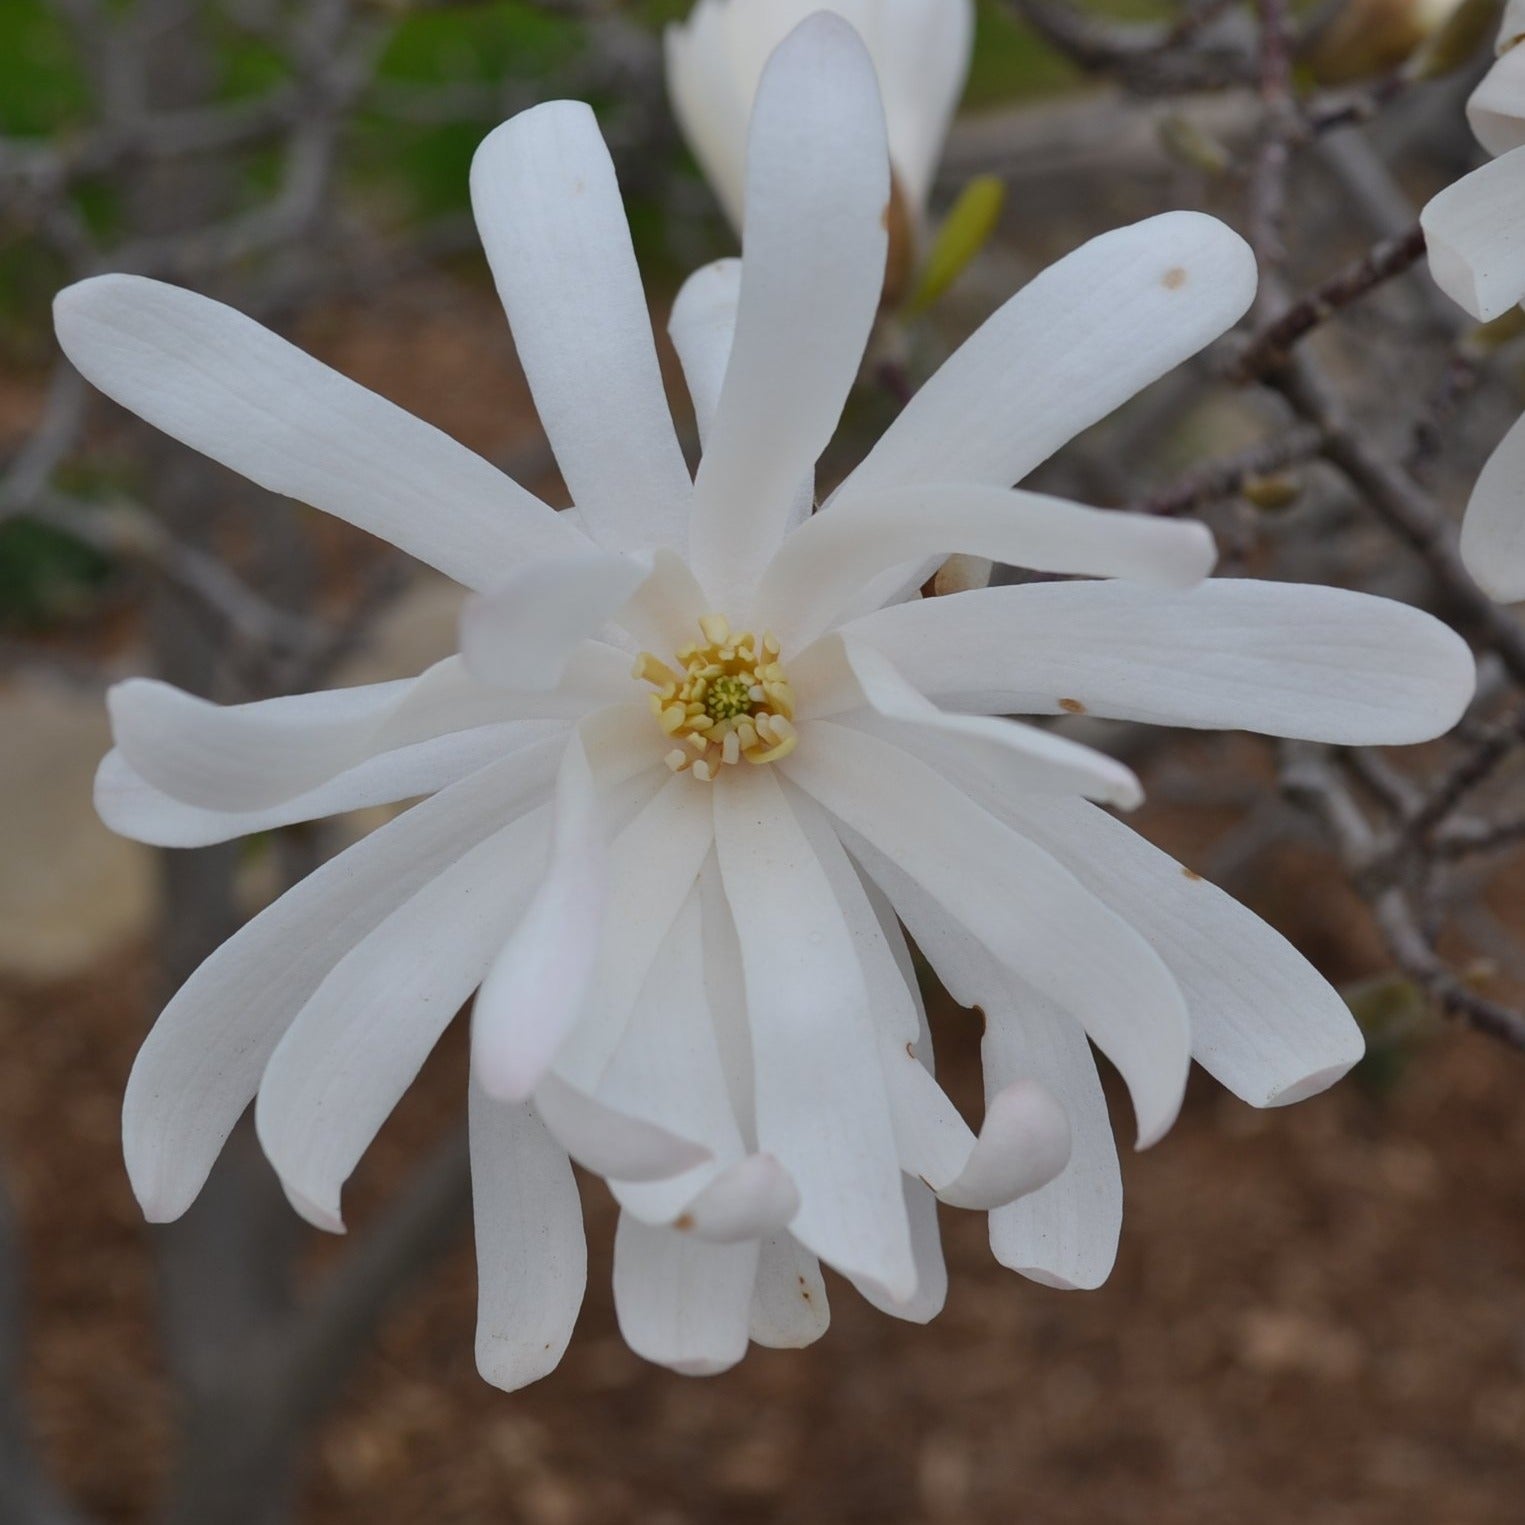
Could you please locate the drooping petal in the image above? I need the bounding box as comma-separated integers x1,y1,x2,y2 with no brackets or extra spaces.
1421,146,1525,322
834,212,1256,500
109,650,628,813
860,843,1121,1290
552,777,716,1088
94,721,561,848
847,1179,947,1325
788,723,1190,1147
749,1233,831,1348
258,806,551,1231
532,1071,711,1181
974,788,1365,1108
470,102,692,553
712,764,915,1300
471,736,608,1102
758,483,1217,647
689,13,889,613
881,1048,1071,1211
470,1080,586,1392
460,553,653,692
613,1213,759,1375
1461,408,1525,604
53,275,582,586
830,637,1142,808
122,735,564,1223
835,578,1475,744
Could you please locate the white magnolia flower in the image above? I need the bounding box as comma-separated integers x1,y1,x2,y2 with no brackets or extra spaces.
1421,0,1525,599
666,0,973,236
58,16,1472,1387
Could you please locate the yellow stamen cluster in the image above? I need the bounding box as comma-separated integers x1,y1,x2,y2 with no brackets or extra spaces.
634,613,797,782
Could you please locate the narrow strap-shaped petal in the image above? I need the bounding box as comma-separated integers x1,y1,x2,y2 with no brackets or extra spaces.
979,788,1365,1108
858,841,1122,1290
460,553,653,691
613,1214,759,1375
1469,43,1525,155
749,1232,830,1348
109,649,629,813
788,723,1190,1147
122,735,564,1222
470,1081,586,1392
830,637,1142,808
470,102,692,553
689,13,889,613
881,1048,1071,1211
531,1071,711,1181
669,260,813,538
835,578,1475,744
834,212,1256,501
1461,408,1525,603
758,483,1217,647
713,764,916,1300
1422,146,1525,321
258,805,551,1230
846,1179,946,1324
94,721,562,848
53,275,583,586
552,776,716,1088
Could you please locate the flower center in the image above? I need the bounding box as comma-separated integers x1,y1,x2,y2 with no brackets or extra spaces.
633,613,797,783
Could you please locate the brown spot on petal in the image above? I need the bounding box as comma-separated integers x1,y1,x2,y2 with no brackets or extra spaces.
905,1041,916,1058
1182,866,1204,882
1058,697,1087,714
1163,266,1188,290
674,1213,695,1232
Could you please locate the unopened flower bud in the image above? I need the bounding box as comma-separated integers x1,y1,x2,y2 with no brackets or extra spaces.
1242,472,1303,511
1156,114,1233,178
1306,0,1469,84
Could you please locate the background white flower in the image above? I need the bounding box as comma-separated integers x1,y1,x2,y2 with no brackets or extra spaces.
1421,2,1525,600
57,15,1473,1389
666,0,973,236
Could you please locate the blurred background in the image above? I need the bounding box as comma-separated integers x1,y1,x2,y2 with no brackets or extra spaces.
2,0,1525,1520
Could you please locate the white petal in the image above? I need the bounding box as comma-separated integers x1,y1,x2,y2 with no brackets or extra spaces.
837,578,1475,744
712,764,915,1299
258,806,551,1231
470,102,691,553
470,736,607,1102
835,212,1256,499
122,735,564,1222
881,1047,1071,1211
470,1080,586,1392
109,651,626,813
1422,146,1525,321
532,1071,711,1181
677,1155,800,1242
460,554,652,692
94,721,561,848
53,275,580,586
861,846,1121,1290
981,792,1365,1108
613,1214,758,1375
761,484,1216,647
552,777,716,1088
668,258,742,447
847,1179,946,1325
1469,44,1525,156
749,1233,831,1348
788,724,1190,1147
833,636,1142,808
689,12,889,612
1461,407,1525,603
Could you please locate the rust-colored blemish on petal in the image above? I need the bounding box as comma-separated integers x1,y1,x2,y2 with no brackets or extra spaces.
1163,266,1187,290
1059,697,1087,715
1182,866,1204,881
674,1212,695,1231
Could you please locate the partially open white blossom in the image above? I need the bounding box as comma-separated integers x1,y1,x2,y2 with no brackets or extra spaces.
666,0,973,235
1420,7,1525,600
59,15,1473,1387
